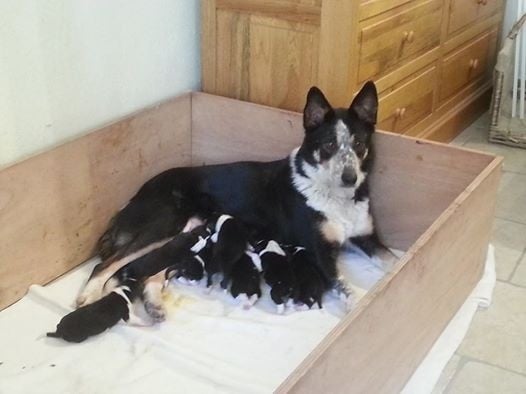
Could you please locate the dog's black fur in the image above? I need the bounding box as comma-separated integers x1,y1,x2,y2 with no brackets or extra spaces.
105,225,210,290
72,81,392,332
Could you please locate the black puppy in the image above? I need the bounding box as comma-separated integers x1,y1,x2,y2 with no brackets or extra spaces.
47,280,143,343
258,240,296,314
229,251,262,309
290,247,324,309
207,214,250,290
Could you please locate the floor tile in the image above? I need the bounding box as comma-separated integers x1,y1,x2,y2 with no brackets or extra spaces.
448,361,526,394
432,355,462,394
464,139,526,174
495,172,526,224
451,125,485,146
457,282,526,374
491,219,526,281
511,253,526,287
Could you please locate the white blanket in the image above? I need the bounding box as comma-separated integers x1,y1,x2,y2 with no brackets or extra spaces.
0,246,495,394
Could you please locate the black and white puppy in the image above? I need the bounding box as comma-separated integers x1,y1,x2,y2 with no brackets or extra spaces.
207,214,250,290
258,240,296,314
229,251,262,309
290,247,324,310
83,82,392,314
47,279,145,343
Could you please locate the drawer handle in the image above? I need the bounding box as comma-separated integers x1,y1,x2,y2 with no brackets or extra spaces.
395,107,407,119
403,30,415,43
477,0,487,5
469,58,479,69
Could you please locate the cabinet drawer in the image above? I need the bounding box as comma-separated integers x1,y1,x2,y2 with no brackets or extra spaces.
377,66,436,134
439,32,492,103
358,0,441,83
448,0,503,36
359,0,413,20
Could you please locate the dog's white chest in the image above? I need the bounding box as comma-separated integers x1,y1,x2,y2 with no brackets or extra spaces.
315,196,373,244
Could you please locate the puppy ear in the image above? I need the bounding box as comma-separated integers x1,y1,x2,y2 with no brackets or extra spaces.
303,87,333,131
349,81,378,125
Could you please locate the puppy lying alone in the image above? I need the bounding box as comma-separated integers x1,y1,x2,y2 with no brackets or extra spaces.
47,281,143,343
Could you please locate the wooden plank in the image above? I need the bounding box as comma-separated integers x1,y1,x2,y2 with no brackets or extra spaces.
216,0,321,25
277,156,502,394
191,92,304,164
0,95,192,310
201,0,217,93
317,0,358,106
191,92,494,250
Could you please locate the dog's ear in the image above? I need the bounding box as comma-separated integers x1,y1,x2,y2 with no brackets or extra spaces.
303,87,333,131
349,81,378,125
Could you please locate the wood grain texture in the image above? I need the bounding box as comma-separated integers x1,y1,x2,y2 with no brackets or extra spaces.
0,95,192,310
378,66,436,133
201,0,217,93
359,0,413,21
358,0,442,83
423,82,492,142
277,155,502,394
201,0,504,141
439,30,493,103
216,0,321,25
317,0,358,106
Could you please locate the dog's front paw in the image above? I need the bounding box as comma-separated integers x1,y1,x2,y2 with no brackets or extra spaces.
333,276,355,312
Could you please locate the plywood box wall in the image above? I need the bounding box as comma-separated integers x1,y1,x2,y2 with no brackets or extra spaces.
0,93,501,393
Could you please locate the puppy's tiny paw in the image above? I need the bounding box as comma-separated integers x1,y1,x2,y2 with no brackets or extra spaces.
276,304,285,314
144,301,166,323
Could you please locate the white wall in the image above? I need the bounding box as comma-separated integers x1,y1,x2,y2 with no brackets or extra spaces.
0,0,200,168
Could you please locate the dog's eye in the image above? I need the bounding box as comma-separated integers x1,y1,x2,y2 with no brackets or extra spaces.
322,141,337,154
353,140,366,153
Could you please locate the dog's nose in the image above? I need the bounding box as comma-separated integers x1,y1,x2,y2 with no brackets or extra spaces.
341,167,357,186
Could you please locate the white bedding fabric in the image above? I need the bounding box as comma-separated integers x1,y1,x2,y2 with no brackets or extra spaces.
0,246,495,394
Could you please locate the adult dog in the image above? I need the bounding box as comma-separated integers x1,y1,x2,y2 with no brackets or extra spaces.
77,81,393,318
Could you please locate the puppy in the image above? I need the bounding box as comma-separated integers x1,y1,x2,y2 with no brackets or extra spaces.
207,214,250,290
290,247,324,309
229,251,262,309
258,240,296,314
47,280,143,343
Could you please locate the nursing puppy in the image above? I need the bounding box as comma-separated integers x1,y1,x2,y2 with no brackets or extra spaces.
207,214,250,290
47,280,143,343
229,251,262,309
290,247,325,309
258,240,296,314
103,225,210,320
81,82,393,314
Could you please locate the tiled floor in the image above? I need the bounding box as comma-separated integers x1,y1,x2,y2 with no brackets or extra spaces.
431,114,526,393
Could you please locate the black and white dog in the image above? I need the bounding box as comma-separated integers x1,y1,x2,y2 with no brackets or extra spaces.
76,81,394,318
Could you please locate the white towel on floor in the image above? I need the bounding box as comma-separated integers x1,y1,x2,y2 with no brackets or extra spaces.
0,246,494,394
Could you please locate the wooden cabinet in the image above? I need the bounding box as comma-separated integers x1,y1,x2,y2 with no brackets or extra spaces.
202,0,504,141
